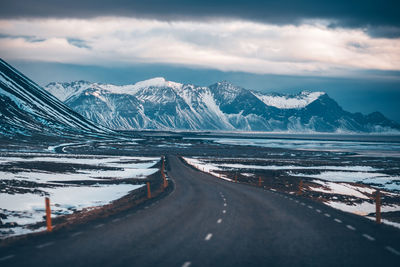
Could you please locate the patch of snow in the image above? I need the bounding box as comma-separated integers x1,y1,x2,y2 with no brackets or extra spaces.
0,184,143,238
183,157,233,180
310,180,370,199
326,201,400,216
289,171,400,191
0,154,161,239
217,163,378,172
253,91,325,109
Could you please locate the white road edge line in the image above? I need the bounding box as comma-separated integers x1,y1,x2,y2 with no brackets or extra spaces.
71,231,83,237
385,246,400,256
94,224,104,228
346,225,356,231
182,261,192,267
112,218,121,222
217,219,222,224
205,233,213,241
36,241,54,249
0,255,15,262
362,234,375,241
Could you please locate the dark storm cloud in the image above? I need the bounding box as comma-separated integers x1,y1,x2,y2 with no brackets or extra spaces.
1,0,399,37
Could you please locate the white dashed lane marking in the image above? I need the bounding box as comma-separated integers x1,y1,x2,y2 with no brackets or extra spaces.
36,242,54,249
182,261,192,267
0,255,15,262
222,210,226,214
334,218,342,223
217,219,222,224
308,205,313,209
94,224,104,229
346,225,356,231
385,246,400,256
224,203,227,207
316,209,321,213
71,231,83,237
362,234,375,241
205,233,213,241
324,213,331,218
112,218,121,223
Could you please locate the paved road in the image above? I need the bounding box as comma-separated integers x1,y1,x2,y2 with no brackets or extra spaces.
1,155,399,266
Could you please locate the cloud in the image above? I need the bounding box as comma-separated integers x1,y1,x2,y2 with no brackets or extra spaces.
0,18,399,76
0,0,399,37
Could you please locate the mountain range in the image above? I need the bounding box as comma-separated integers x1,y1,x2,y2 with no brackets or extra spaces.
45,78,400,133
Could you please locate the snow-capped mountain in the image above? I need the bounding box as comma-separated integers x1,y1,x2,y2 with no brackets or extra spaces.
45,78,400,133
0,59,112,138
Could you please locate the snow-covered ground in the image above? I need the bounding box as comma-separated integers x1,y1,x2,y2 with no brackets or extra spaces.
289,171,400,191
0,154,160,239
183,156,400,228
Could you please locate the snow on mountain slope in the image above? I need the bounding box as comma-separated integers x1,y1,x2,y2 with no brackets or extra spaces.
0,58,112,138
44,78,400,133
46,77,183,102
253,91,325,109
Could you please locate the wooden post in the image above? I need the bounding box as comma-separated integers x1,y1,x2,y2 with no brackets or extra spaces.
161,157,168,189
45,197,52,232
298,180,303,195
147,182,151,199
376,190,381,224
258,177,262,187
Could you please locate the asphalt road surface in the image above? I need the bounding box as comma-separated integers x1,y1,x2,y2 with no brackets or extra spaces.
1,155,399,266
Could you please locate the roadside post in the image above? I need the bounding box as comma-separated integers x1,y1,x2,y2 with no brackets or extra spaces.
162,157,168,189
258,177,262,187
298,180,303,195
376,190,381,224
147,182,151,199
45,197,52,232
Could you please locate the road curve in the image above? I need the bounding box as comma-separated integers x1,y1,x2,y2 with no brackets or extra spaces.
1,155,399,266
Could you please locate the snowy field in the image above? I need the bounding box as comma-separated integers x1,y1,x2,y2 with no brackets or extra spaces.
0,153,160,238
183,156,400,228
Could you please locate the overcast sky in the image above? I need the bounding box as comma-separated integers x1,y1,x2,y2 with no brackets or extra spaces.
1,0,399,121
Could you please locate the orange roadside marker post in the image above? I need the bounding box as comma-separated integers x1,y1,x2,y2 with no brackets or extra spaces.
45,197,52,232
147,182,151,199
376,190,381,224
161,157,168,189
258,177,262,187
163,172,168,189
298,180,303,195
